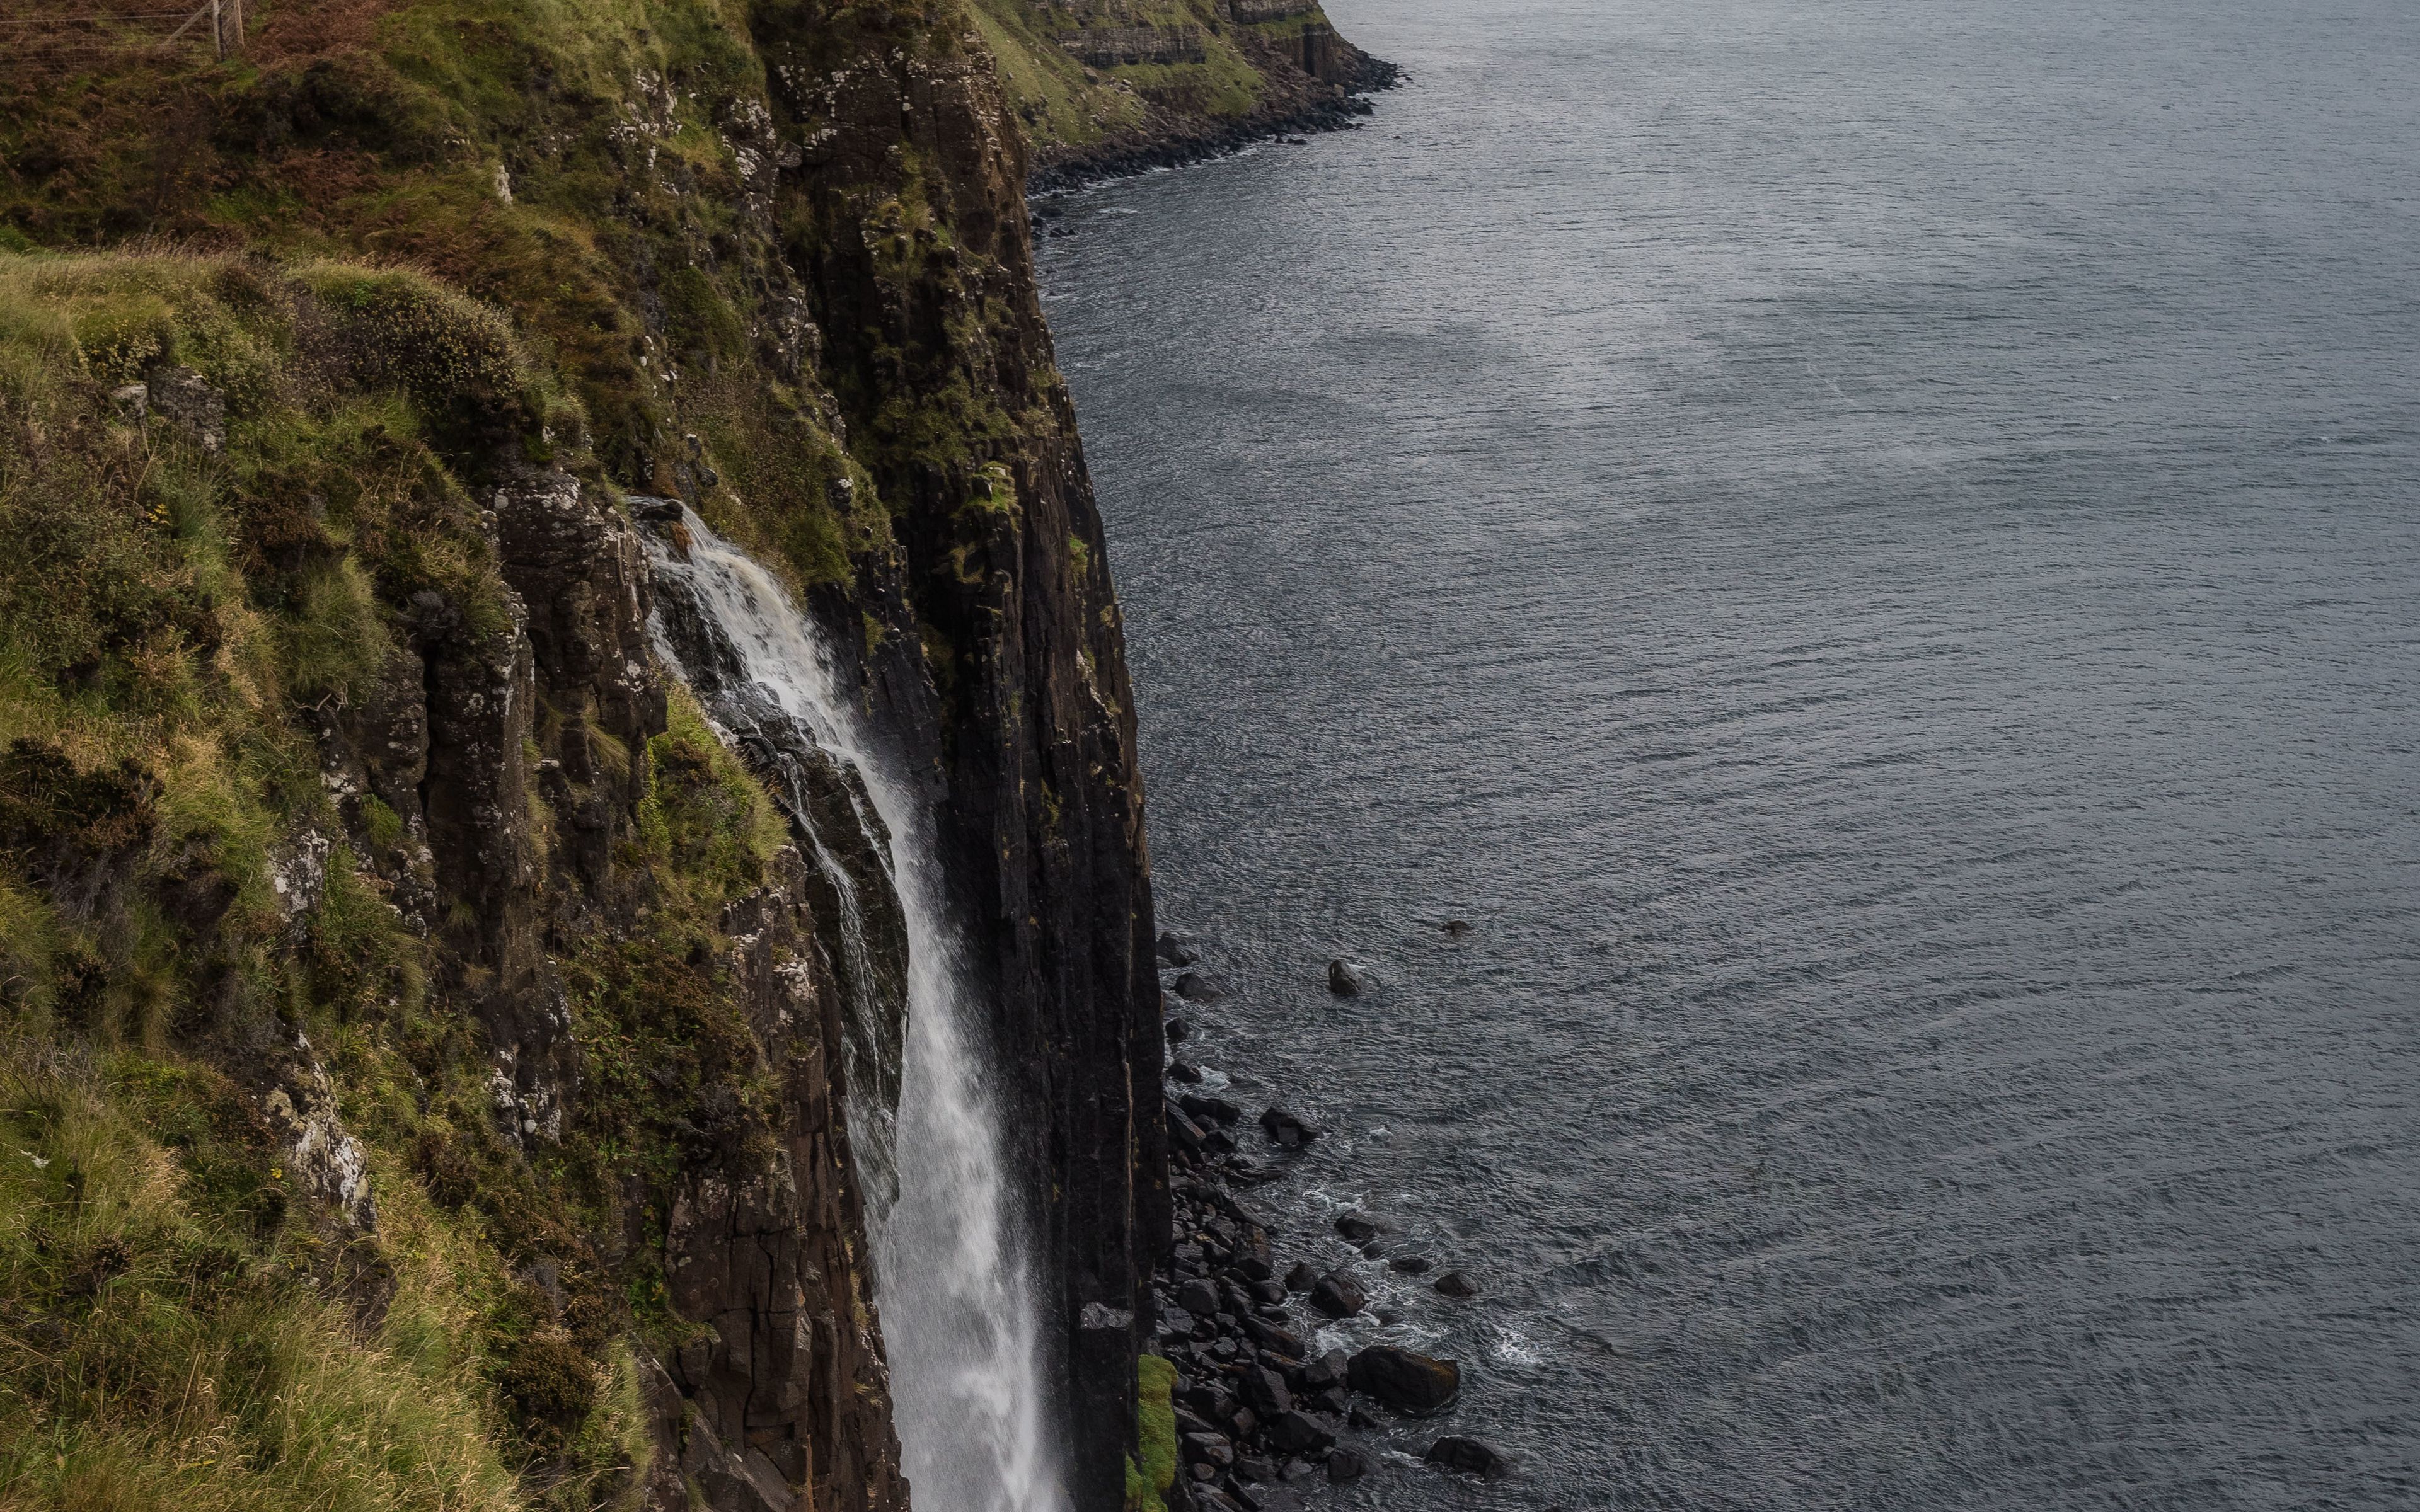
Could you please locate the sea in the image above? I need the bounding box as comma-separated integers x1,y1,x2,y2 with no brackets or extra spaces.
1034,0,2420,1505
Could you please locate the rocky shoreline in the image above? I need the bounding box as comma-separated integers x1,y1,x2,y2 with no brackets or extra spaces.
1148,932,1504,1509
1027,57,1403,198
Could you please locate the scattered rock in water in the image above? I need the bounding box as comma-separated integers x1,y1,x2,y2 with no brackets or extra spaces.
1259,1107,1323,1148
1168,1058,1205,1084
1390,1254,1432,1274
1175,970,1229,1002
1284,1260,1318,1293
1360,1242,1385,1261
1166,1016,1195,1043
1327,959,1369,996
1167,1101,1211,1152
1309,1268,1366,1319
1266,1410,1337,1455
1439,919,1473,936
1180,1092,1243,1125
1347,1345,1461,1415
1325,1446,1368,1483
1433,1269,1480,1298
1157,931,1204,966
1370,1305,1403,1326
1334,1213,1379,1244
1424,1436,1506,1475
1300,1348,1349,1392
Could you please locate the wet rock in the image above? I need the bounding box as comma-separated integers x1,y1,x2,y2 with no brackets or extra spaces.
1178,1278,1221,1317
1235,1455,1278,1483
1239,1363,1292,1416
1424,1436,1506,1475
1180,1093,1243,1125
1300,1348,1349,1392
1360,1243,1385,1261
1265,1410,1336,1455
1174,971,1229,1002
1371,1305,1403,1326
1440,919,1473,936
1240,1314,1305,1358
1347,1345,1461,1415
1334,1214,1379,1244
1158,932,1204,966
1185,1432,1235,1468
1250,1278,1288,1305
1325,1446,1368,1483
1259,1108,1323,1147
1389,1254,1432,1274
1327,959,1369,996
1284,1261,1318,1293
1167,1017,1196,1043
1167,1102,1210,1152
1309,1268,1366,1319
1168,1058,1205,1084
1433,1270,1480,1298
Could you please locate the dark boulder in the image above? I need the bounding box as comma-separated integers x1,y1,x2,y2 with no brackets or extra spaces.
1424,1436,1506,1475
1325,1446,1368,1484
1265,1411,1336,1455
1327,959,1369,996
1177,1278,1221,1317
1347,1346,1460,1416
1309,1268,1366,1319
1174,971,1228,1003
1168,1059,1205,1085
1238,1364,1292,1417
1433,1270,1480,1298
1300,1348,1349,1392
1185,1432,1236,1468
1158,932,1204,966
1389,1254,1431,1274
1180,1092,1243,1125
1259,1108,1323,1148
1284,1261,1318,1293
1166,1017,1195,1043
1334,1214,1378,1244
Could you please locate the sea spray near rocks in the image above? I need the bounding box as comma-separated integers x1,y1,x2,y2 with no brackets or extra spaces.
642,505,1068,1512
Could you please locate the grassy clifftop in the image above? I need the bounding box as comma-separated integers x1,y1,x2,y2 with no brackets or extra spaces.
968,0,1394,180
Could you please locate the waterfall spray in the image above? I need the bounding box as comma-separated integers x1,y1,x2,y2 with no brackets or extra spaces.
641,506,1068,1512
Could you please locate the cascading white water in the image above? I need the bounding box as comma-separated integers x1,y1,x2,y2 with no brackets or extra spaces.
641,508,1068,1512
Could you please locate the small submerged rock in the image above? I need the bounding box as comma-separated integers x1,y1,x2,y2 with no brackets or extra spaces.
1327,959,1370,996
1347,1345,1460,1416
1424,1435,1507,1475
1334,1213,1378,1244
1259,1106,1323,1148
1389,1254,1431,1274
1433,1269,1480,1298
1325,1446,1368,1483
1157,931,1204,966
1167,1058,1204,1084
1175,970,1229,1002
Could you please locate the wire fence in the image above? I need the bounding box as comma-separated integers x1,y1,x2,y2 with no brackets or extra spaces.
0,0,246,81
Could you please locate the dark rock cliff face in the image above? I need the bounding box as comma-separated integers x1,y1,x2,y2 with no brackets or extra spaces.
312,470,911,1511
752,19,1170,1506
0,0,1395,1499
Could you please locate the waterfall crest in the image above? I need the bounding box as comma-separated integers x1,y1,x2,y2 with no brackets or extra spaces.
640,504,1068,1512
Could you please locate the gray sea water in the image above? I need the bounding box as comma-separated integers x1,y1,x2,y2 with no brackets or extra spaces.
1033,0,2420,1506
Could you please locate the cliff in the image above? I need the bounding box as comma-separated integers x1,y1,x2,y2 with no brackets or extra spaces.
967,0,1397,186
0,0,1385,1507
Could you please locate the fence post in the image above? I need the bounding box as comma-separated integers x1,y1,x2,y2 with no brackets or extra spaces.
210,0,222,59
229,0,244,52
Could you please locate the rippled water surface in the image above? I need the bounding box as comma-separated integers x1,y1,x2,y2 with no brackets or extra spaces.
1035,1,2420,1505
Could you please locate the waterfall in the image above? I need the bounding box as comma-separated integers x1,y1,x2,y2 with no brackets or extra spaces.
638,504,1068,1512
